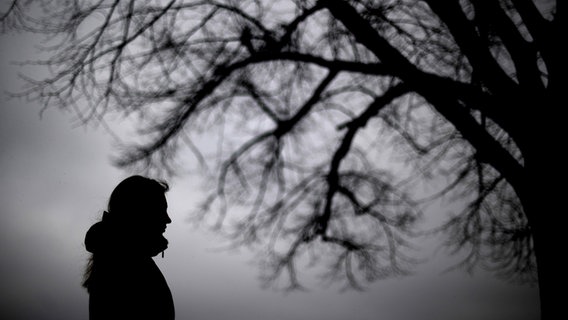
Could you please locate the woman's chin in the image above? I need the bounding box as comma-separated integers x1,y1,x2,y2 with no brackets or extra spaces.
148,235,168,257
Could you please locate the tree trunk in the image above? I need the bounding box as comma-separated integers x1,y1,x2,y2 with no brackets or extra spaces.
520,121,563,319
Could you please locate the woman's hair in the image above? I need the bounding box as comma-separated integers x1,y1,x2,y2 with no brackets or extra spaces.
107,175,169,218
82,175,169,290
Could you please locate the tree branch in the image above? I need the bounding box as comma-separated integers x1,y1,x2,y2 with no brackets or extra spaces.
470,0,544,92
321,0,525,194
510,0,555,71
423,0,518,94
317,83,411,236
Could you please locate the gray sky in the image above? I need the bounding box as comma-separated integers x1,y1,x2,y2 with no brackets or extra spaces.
0,25,540,320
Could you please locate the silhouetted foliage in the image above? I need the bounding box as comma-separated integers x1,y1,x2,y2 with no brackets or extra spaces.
3,0,562,317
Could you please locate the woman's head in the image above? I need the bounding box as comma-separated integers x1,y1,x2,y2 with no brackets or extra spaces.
90,175,173,257
107,175,171,232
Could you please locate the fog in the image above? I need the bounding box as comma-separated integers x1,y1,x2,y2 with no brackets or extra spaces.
0,27,539,320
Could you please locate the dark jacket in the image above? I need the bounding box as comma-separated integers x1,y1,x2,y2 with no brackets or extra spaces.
85,215,175,320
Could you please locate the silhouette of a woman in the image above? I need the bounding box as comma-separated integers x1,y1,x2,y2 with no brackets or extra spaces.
83,175,175,319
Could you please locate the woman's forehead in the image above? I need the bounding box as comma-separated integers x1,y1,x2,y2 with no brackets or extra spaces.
135,192,167,209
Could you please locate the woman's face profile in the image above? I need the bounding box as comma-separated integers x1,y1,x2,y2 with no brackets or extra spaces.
129,192,172,256
138,193,172,236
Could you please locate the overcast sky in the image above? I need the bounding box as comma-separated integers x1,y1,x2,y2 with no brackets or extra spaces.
0,20,540,320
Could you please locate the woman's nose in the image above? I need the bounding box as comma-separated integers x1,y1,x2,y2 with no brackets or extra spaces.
165,213,172,224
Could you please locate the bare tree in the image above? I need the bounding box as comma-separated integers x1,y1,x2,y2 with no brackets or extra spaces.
3,0,562,317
